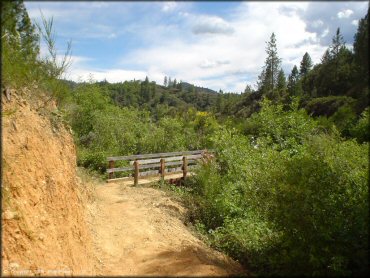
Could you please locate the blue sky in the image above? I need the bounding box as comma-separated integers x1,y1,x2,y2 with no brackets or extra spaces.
25,1,368,93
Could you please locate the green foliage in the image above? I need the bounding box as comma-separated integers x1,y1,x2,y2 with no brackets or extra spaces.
2,0,72,107
287,65,302,98
303,46,355,98
329,103,357,137
187,99,369,276
258,33,282,99
35,12,72,80
299,52,313,76
305,95,356,117
276,69,287,99
1,0,39,62
64,82,218,172
350,108,370,143
353,7,369,85
4,3,368,276
244,98,318,151
1,0,40,89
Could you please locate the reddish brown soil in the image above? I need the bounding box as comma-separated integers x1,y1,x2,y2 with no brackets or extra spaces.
2,90,95,276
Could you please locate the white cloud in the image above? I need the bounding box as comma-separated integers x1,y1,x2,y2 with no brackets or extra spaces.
351,19,359,26
192,15,234,35
26,2,132,40
162,2,177,12
67,68,148,83
337,9,354,19
25,1,367,92
311,20,324,28
321,28,330,38
119,2,326,92
199,59,230,69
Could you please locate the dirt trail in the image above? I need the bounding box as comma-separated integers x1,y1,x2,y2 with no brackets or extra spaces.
88,182,246,276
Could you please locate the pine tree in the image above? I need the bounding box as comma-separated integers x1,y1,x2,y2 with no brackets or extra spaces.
168,77,172,87
2,0,39,61
299,52,313,76
287,65,300,96
164,76,168,87
173,78,177,88
330,28,348,83
277,69,287,92
353,8,369,83
321,49,331,63
330,28,345,59
257,33,282,98
150,81,156,99
244,85,253,94
140,76,150,103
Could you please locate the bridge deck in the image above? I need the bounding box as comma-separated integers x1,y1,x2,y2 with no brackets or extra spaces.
107,172,194,186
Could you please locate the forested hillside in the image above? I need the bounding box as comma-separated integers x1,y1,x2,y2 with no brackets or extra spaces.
61,13,368,145
2,1,369,276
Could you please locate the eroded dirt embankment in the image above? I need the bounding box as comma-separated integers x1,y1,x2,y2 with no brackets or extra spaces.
2,89,96,276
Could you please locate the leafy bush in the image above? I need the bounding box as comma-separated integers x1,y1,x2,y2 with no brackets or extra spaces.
2,5,71,106
350,107,370,143
189,100,369,276
329,104,357,137
64,82,218,173
305,96,356,117
244,98,319,151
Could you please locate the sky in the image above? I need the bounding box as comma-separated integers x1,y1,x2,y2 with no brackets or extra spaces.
25,1,368,93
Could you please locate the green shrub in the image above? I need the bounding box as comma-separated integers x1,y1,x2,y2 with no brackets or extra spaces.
329,104,357,137
244,98,319,151
350,107,370,143
305,96,356,117
77,148,107,172
65,82,215,173
189,100,369,276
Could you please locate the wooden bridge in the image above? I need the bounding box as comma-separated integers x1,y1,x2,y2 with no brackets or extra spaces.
106,150,209,186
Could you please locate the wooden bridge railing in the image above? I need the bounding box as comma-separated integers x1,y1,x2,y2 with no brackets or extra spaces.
106,149,208,185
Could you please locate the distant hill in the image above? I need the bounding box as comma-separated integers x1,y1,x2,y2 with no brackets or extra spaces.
60,78,222,113
179,82,218,94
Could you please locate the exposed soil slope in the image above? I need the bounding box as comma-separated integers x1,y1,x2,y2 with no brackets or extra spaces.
89,181,246,276
1,89,95,276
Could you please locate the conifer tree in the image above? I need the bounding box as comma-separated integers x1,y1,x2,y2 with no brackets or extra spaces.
299,52,313,76
330,28,345,59
168,77,172,87
140,76,150,103
277,69,287,92
257,33,282,98
321,49,331,63
2,0,39,61
287,65,300,96
353,8,369,83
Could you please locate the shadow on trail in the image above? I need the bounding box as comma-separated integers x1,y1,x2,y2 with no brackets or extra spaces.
139,245,247,276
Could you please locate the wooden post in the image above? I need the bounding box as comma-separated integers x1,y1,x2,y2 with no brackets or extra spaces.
108,160,115,180
134,160,139,186
182,156,188,179
160,158,165,180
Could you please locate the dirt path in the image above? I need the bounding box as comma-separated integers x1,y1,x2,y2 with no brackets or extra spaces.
88,182,246,276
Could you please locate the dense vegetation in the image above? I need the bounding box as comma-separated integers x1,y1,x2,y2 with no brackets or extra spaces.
2,1,368,276
186,99,368,276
